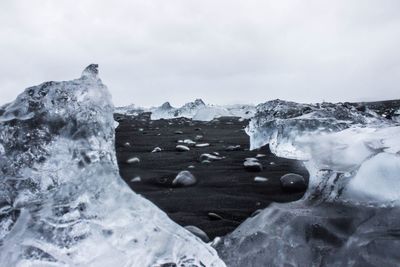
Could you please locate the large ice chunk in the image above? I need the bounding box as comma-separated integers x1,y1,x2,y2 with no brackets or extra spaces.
217,99,400,266
0,65,225,267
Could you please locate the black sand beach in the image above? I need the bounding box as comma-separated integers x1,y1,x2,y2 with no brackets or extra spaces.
115,113,309,239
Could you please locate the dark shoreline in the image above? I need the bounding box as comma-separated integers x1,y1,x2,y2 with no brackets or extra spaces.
115,113,309,238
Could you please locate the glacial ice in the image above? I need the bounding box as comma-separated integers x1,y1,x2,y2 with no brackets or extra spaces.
142,99,255,121
0,65,225,267
217,99,400,266
116,98,256,121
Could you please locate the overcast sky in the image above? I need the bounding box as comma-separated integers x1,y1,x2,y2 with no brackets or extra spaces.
0,0,399,107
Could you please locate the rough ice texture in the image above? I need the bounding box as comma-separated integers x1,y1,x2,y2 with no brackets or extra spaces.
0,65,225,267
246,99,387,153
245,100,400,203
217,99,400,266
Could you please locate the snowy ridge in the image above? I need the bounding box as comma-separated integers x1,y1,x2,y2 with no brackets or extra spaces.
0,65,225,267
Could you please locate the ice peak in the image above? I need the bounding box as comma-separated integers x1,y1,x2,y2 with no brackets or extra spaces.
194,98,205,106
81,63,99,79
161,101,173,109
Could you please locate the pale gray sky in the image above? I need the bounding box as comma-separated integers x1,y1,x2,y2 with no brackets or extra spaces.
0,0,399,107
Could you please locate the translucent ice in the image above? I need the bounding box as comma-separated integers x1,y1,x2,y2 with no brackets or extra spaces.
0,65,225,267
217,99,400,266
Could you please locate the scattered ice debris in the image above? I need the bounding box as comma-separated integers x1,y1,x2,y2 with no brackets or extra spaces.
172,171,197,187
151,147,162,153
280,173,307,192
254,177,268,183
188,165,195,169
196,143,210,148
225,145,241,151
176,145,190,152
138,128,144,132
183,139,196,145
256,153,266,158
131,176,142,183
269,161,276,165
250,209,262,217
243,158,263,172
208,212,223,221
126,157,140,164
200,153,224,162
194,134,203,140
201,160,211,164
211,237,223,247
174,130,183,134
124,142,131,147
184,226,210,243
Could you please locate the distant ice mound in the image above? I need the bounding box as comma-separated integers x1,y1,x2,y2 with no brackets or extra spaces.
175,98,207,118
149,99,255,121
217,99,400,266
114,104,145,116
0,65,225,267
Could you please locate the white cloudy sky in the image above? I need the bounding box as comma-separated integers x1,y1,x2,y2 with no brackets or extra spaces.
0,0,399,107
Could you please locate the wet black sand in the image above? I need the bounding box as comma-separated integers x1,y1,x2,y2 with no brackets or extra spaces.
115,113,309,239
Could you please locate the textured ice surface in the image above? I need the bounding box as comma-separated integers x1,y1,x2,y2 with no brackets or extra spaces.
246,99,387,153
0,65,225,267
217,99,400,266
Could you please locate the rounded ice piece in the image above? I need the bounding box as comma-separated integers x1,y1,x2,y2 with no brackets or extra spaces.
126,157,140,164
172,171,197,187
184,225,210,243
176,145,190,152
280,173,306,192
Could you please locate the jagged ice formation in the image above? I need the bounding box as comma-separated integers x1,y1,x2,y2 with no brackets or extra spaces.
0,65,225,267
